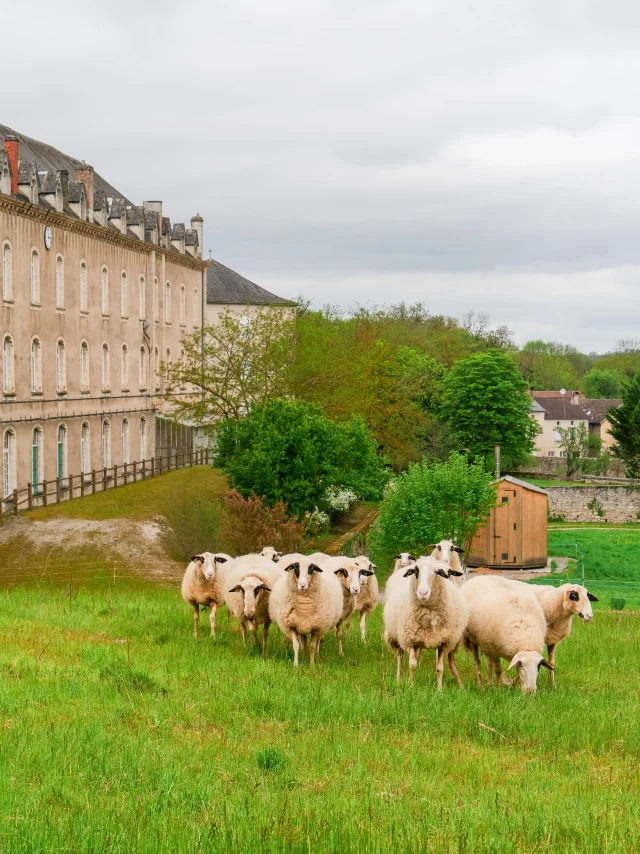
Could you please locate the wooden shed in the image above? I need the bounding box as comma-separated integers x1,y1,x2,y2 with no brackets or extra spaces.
466,476,548,570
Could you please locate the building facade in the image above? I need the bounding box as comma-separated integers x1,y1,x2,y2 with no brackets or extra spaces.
529,390,622,457
0,126,207,507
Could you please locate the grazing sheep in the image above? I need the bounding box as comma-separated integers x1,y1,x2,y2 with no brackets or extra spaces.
268,556,343,666
352,555,379,643
461,576,551,694
224,556,283,654
383,556,467,688
259,546,282,563
429,540,465,582
181,552,232,639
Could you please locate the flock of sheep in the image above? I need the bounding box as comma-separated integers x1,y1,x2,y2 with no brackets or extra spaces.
181,541,597,693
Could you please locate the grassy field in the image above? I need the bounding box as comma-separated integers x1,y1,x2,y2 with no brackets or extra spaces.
0,579,638,854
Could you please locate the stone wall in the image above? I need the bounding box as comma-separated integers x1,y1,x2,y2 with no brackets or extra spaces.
547,486,640,523
516,456,627,477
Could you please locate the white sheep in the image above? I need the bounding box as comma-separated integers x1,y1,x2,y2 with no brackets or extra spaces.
461,575,552,693
259,546,282,563
383,555,467,688
268,555,343,666
463,576,597,685
352,555,379,643
393,552,417,573
181,552,232,639
305,552,357,655
224,555,283,654
429,540,465,582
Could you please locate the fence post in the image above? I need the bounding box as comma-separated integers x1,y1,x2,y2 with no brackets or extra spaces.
13,489,18,515
56,477,61,504
43,481,48,507
92,470,96,495
27,483,33,511
103,467,107,492
69,474,74,500
114,464,118,488
151,457,155,478
81,474,85,498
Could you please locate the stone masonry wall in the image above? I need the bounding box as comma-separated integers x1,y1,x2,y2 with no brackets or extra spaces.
547,486,640,523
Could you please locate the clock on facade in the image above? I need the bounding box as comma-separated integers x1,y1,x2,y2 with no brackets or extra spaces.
44,225,52,250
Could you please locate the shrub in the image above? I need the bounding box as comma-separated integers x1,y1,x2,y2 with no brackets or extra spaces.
369,452,496,571
610,597,626,611
213,399,389,517
161,492,224,563
325,486,358,513
222,490,307,556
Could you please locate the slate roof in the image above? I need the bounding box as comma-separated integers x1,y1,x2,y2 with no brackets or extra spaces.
532,395,589,422
530,399,546,413
0,123,131,204
206,259,292,306
579,398,622,424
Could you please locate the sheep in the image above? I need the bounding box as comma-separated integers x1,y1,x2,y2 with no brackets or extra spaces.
306,553,359,655
181,552,233,639
351,555,379,643
259,546,282,563
429,540,465,582
461,575,552,693
383,555,467,688
462,575,597,685
393,552,416,573
224,555,283,654
268,555,343,666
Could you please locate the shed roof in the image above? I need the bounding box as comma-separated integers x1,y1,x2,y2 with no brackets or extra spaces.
494,476,548,495
206,259,292,306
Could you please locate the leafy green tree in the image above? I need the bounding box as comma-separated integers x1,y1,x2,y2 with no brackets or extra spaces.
608,375,640,477
556,422,590,478
515,340,579,390
582,368,623,398
438,350,540,467
213,399,388,517
369,453,496,570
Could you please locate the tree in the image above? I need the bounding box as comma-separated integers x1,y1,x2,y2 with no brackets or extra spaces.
608,375,640,477
369,453,496,569
438,350,540,467
213,399,389,517
163,307,296,424
582,368,623,398
556,422,590,478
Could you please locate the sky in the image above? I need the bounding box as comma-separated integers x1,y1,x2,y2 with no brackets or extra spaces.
3,0,640,353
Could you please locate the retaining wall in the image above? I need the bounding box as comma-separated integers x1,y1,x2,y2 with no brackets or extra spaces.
547,486,640,523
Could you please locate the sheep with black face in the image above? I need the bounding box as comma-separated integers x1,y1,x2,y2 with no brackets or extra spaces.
181,552,232,639
268,556,343,666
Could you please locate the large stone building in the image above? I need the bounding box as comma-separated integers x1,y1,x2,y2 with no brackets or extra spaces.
529,389,622,457
0,125,207,508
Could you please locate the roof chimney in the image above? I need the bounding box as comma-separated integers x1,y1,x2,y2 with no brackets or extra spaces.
75,161,94,222
3,136,18,195
191,214,203,260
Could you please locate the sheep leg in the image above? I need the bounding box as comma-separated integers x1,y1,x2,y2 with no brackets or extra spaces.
487,658,494,686
192,604,199,639
448,651,462,689
396,649,404,682
262,620,271,656
248,620,258,646
547,643,557,687
310,634,321,666
408,647,419,686
471,643,484,689
209,604,217,638
290,632,301,667
359,612,367,643
435,646,445,691
336,621,344,656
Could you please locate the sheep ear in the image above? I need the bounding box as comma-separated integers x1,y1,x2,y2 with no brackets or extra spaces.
393,555,402,560
427,544,438,551
256,584,271,592
309,563,323,573
228,585,243,593
408,554,416,561
191,556,202,563
403,567,418,577
214,556,227,564
285,562,299,573
369,563,377,570
587,592,599,602
334,568,348,578
539,659,554,671
360,569,374,577
436,568,449,579
453,546,465,554
448,569,464,577
507,654,521,671
272,554,280,562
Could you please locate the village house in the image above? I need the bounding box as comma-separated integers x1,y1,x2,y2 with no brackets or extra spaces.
530,390,622,457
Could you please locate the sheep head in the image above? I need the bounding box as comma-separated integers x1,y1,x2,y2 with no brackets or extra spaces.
563,584,597,622
403,557,450,601
284,559,323,592
229,575,272,619
507,651,552,694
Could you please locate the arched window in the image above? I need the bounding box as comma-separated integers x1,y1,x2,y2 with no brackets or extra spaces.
3,335,15,394
55,255,64,309
139,416,147,460
80,341,89,391
101,419,111,468
165,281,171,323
101,343,110,391
31,337,42,392
56,339,67,392
3,429,16,499
121,344,129,390
120,271,128,318
153,276,158,322
2,241,13,301
180,284,186,326
154,347,160,391
57,424,68,480
32,426,44,491
139,346,147,390
79,261,88,312
101,266,109,315
31,249,40,304
139,275,146,320
81,422,91,475
193,287,198,326
121,418,130,465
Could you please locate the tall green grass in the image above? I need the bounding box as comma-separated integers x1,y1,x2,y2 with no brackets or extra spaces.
0,581,638,853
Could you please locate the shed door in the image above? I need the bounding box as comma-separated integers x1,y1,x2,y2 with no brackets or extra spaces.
493,487,519,565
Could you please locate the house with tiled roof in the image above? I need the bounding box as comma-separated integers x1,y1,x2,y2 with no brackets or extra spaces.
529,390,622,457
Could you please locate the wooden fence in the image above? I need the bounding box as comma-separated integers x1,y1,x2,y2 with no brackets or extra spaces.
1,448,213,519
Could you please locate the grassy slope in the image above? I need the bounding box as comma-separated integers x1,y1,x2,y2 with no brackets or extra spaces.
0,582,638,854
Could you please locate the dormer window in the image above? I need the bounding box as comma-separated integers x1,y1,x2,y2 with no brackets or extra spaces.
30,178,37,204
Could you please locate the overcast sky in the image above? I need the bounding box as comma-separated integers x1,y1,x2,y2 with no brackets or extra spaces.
3,0,640,352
